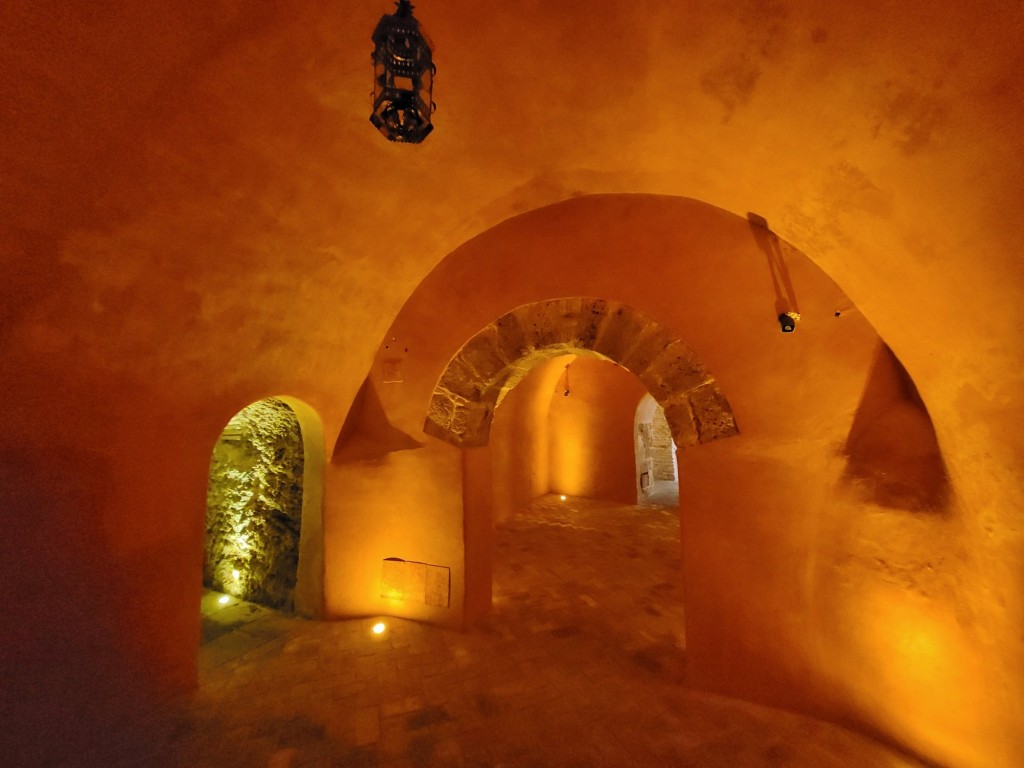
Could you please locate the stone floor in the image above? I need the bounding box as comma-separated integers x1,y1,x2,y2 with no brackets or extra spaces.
640,479,679,508
164,495,924,768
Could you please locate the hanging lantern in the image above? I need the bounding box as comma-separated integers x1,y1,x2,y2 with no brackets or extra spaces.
370,0,436,144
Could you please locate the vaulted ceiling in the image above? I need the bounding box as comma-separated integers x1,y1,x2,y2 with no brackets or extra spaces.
1,4,1022,764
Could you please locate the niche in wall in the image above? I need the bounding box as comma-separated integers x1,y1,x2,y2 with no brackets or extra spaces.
843,342,950,512
205,397,304,610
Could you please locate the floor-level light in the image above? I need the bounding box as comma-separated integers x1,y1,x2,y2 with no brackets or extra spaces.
372,621,387,635
560,495,567,501
218,595,230,605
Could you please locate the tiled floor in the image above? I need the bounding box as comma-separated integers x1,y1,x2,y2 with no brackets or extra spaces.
166,495,924,767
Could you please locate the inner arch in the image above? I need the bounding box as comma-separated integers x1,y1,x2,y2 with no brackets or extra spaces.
424,297,738,449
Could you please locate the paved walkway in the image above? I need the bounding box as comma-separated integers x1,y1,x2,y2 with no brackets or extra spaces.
167,495,923,768
640,479,679,508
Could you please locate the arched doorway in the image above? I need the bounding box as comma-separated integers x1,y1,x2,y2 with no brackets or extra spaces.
634,394,679,507
435,297,738,622
203,396,325,617
328,194,971,765
489,353,650,519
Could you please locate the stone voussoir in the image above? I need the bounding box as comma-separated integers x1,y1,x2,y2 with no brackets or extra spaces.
689,382,739,443
573,297,612,348
426,298,738,449
589,304,650,363
618,322,679,378
494,313,530,361
660,395,700,448
512,301,576,350
640,341,713,399
456,333,509,389
426,388,465,429
439,358,485,402
449,402,492,446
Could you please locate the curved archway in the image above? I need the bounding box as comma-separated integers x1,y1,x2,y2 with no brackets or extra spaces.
424,297,739,450
276,395,325,618
327,195,972,765
204,395,324,617
634,393,678,507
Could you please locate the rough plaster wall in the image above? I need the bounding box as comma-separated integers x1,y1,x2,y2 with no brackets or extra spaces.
547,357,648,504
678,433,981,767
326,443,466,628
205,398,303,610
489,356,562,523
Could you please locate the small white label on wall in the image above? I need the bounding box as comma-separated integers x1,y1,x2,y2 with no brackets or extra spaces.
382,358,403,383
381,558,450,607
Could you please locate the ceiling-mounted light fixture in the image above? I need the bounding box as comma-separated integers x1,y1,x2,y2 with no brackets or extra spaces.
778,311,800,333
370,0,436,143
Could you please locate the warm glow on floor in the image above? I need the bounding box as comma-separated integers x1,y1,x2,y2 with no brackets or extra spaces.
218,595,230,605
560,495,567,501
372,622,386,635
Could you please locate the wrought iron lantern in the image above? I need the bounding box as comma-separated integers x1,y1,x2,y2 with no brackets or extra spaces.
370,0,436,143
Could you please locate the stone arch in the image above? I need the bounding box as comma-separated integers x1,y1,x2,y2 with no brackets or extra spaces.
424,297,738,449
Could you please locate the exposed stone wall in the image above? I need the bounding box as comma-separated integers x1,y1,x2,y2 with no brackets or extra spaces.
649,406,676,481
637,423,655,488
424,297,738,449
204,398,304,610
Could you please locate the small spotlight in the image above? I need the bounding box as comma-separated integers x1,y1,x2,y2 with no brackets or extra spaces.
372,622,386,635
778,311,800,333
218,595,230,605
231,569,240,579
560,495,567,501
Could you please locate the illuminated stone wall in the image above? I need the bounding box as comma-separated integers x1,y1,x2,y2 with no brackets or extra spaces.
637,401,675,488
648,407,675,482
204,398,304,610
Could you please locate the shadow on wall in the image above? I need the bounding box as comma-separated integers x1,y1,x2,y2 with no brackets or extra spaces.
747,212,801,327
842,343,951,513
0,447,180,767
334,377,422,463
